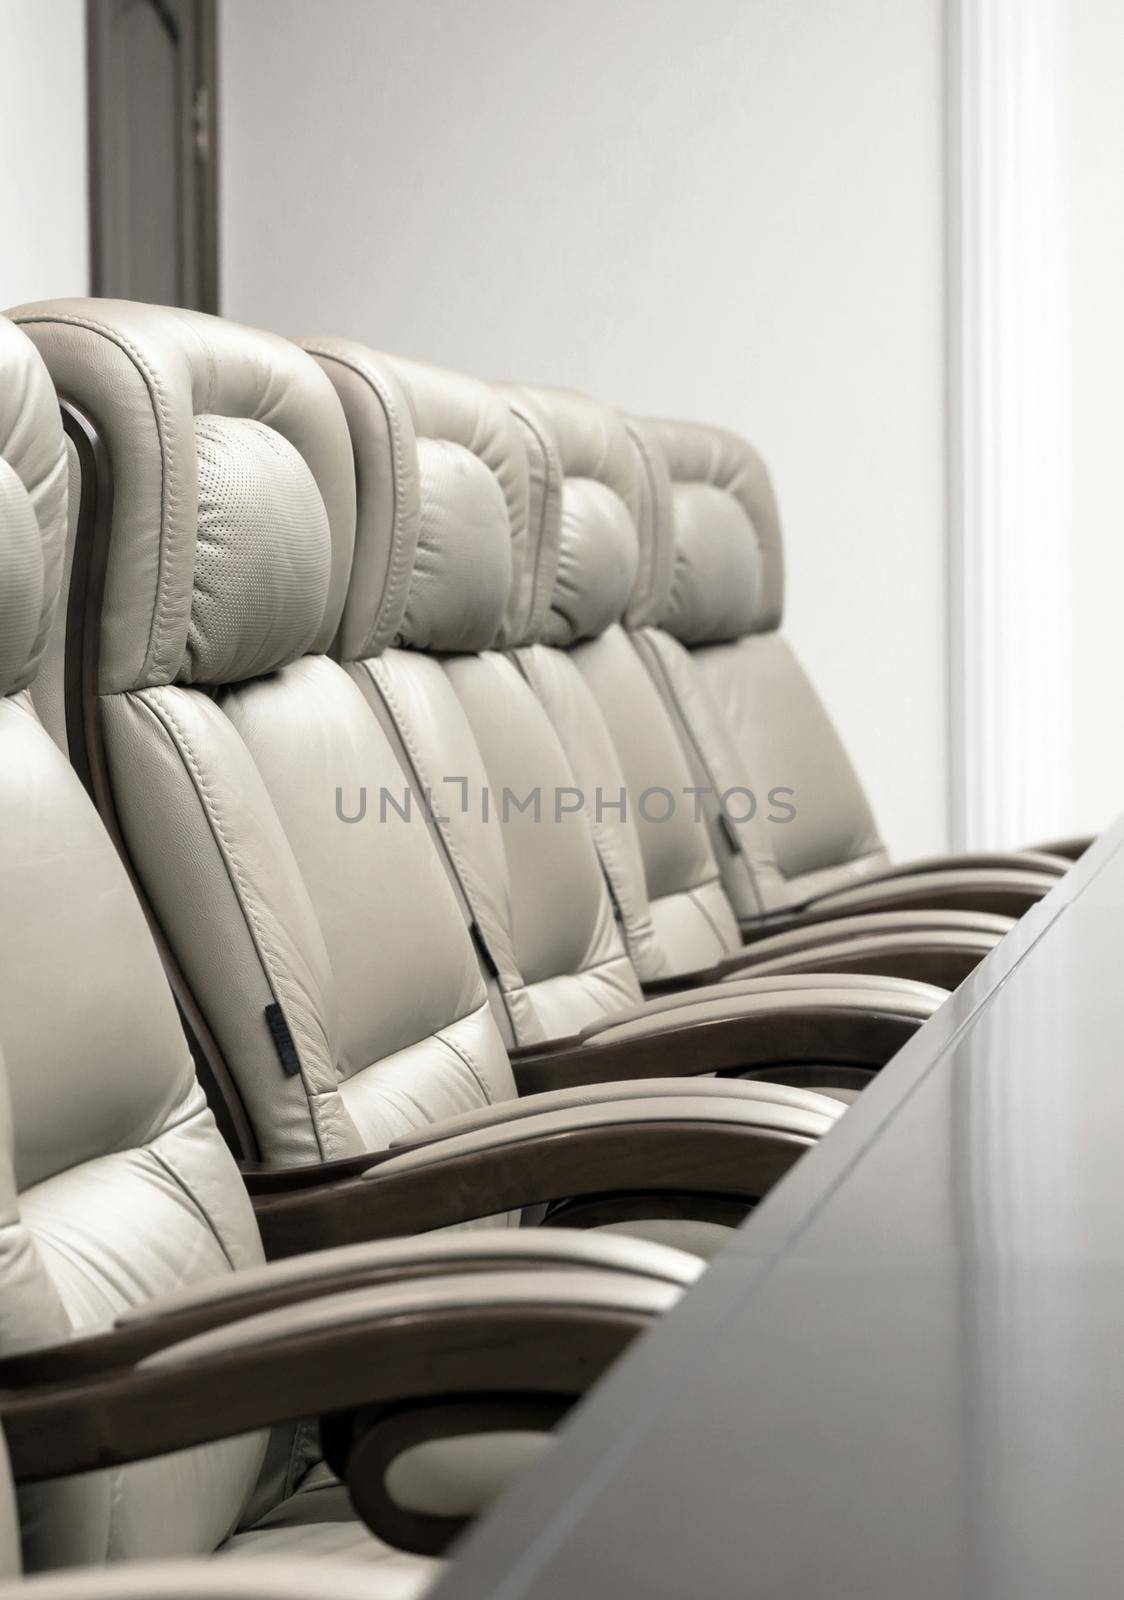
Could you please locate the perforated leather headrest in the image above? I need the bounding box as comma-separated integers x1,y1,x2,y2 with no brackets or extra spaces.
0,317,67,699
638,418,785,643
11,300,355,690
512,387,642,647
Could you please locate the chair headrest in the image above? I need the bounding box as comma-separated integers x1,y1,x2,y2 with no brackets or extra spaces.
312,344,531,657
510,385,642,647
12,300,356,690
637,417,785,643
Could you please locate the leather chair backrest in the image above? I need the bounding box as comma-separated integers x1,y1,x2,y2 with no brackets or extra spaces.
630,417,889,916
311,344,641,1048
13,302,517,1175
0,314,267,1568
502,383,747,979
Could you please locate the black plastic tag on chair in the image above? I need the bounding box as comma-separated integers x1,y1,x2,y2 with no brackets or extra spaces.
264,1001,302,1076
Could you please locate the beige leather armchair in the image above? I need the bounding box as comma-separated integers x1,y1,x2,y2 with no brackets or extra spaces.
624,415,1079,929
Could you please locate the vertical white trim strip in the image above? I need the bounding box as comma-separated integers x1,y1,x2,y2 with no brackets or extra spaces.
947,0,1067,849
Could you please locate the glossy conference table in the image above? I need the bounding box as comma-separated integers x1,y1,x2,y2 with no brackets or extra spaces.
434,820,1124,1600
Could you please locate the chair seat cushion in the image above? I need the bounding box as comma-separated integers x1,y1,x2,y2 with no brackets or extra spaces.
223,1467,440,1598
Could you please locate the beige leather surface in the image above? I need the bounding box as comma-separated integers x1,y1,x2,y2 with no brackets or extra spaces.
355,649,529,1040
631,416,1035,910
298,341,420,663
26,437,80,753
0,707,268,1565
323,347,645,1047
496,385,755,976
444,650,642,1038
572,626,742,966
381,355,528,655
385,1436,551,1519
514,639,667,982
223,1482,440,1592
490,387,563,647
0,363,275,1567
0,318,67,699
186,417,332,684
638,416,784,640
631,624,791,917
621,417,676,630
0,1554,438,1600
12,301,356,694
102,661,517,1169
694,631,886,887
409,434,513,652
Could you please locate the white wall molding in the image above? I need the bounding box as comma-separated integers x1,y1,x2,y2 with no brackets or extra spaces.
947,0,1068,849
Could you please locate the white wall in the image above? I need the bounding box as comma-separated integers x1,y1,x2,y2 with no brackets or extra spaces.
0,0,87,308
1061,1,1124,839
221,0,949,859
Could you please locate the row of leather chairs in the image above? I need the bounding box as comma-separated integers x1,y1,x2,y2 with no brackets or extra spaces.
0,299,1087,1597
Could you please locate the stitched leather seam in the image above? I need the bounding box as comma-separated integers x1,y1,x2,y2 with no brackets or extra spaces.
636,629,767,917
686,884,733,953
512,643,653,970
623,422,667,627
506,403,558,645
146,1142,240,1274
433,1016,496,1105
539,950,635,982
14,313,179,687
134,688,334,1161
361,660,523,1035
302,344,412,653
176,313,219,412
464,388,526,557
